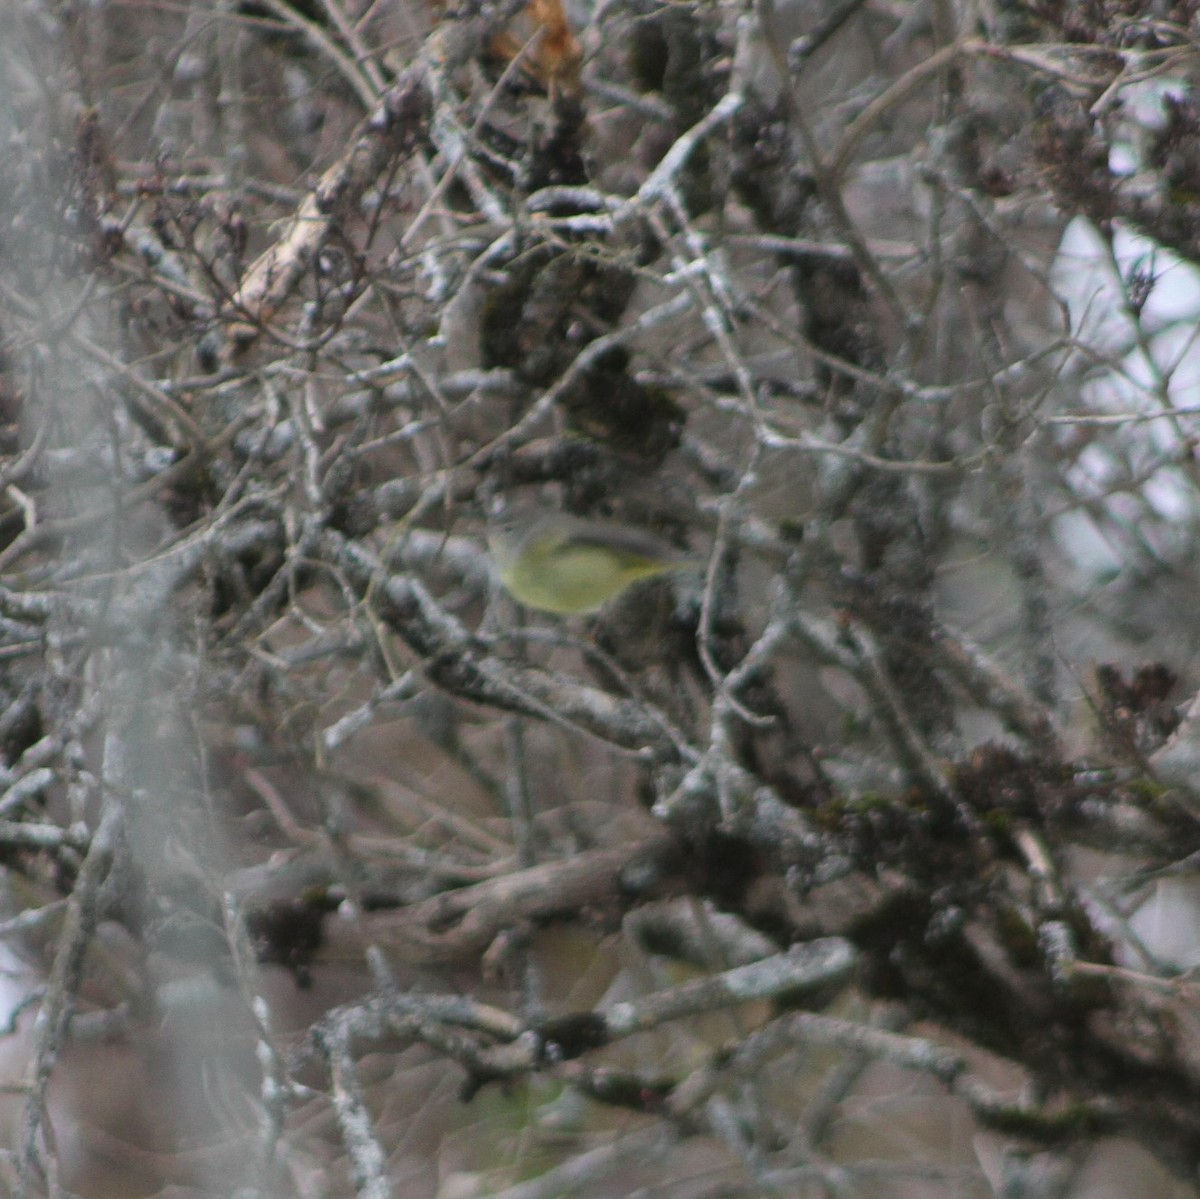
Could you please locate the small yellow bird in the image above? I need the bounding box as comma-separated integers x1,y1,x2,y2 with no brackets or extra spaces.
488,510,700,615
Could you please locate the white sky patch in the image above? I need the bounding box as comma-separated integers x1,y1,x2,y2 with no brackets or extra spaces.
1050,207,1200,576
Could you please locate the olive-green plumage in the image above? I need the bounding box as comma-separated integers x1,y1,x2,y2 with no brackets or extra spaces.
488,512,697,614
